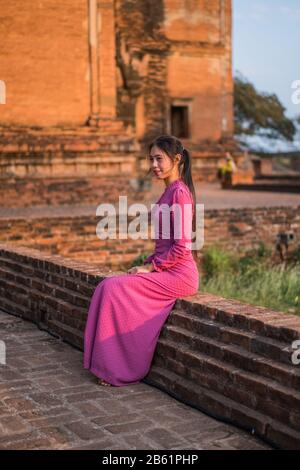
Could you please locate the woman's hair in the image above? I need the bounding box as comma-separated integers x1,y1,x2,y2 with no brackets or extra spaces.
147,134,197,258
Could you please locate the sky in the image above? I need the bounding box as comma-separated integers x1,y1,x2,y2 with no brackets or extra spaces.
233,0,300,118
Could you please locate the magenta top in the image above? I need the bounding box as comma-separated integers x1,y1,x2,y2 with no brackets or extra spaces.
144,178,197,276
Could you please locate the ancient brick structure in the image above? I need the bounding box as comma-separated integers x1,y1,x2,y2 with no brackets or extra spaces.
0,0,236,204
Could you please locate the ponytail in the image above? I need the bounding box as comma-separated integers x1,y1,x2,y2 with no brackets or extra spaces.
180,147,197,249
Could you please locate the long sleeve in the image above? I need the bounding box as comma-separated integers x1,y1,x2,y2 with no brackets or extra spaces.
149,187,194,272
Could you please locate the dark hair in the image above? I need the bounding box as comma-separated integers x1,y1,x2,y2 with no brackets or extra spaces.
147,134,198,260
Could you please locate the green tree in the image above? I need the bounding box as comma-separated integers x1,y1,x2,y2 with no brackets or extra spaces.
234,75,295,141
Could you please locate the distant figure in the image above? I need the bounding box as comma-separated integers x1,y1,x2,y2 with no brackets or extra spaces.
217,152,238,187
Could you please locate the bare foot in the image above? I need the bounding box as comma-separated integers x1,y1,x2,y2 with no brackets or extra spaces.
97,377,112,387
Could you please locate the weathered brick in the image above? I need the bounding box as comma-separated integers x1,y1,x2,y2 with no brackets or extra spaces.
0,415,32,438
64,420,106,441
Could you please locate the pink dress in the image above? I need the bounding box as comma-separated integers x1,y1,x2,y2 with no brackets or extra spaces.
83,178,199,386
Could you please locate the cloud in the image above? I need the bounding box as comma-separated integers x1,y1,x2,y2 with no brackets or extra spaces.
279,5,300,19
234,2,270,23
235,1,300,24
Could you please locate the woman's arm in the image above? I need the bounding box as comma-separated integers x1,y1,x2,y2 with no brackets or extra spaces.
143,262,155,272
150,187,193,272
128,262,154,274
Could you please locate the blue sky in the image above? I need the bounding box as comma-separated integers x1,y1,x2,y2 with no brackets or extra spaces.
233,0,300,118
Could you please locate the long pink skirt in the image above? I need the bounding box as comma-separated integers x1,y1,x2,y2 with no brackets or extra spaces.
83,263,199,386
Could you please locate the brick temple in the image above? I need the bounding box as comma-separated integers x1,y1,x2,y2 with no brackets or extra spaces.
0,0,238,206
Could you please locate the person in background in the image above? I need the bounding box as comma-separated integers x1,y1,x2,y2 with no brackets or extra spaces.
217,152,238,187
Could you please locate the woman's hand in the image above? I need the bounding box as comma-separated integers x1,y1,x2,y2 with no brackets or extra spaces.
127,263,153,274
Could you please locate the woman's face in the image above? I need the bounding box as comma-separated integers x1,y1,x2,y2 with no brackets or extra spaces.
149,145,179,180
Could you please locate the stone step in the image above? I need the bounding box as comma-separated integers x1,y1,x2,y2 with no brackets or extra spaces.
0,268,89,332
46,317,84,350
161,322,299,389
176,299,300,343
255,174,300,181
0,291,85,351
0,271,90,314
154,337,300,431
3,252,103,285
232,182,300,193
0,260,93,308
168,308,297,369
143,365,300,450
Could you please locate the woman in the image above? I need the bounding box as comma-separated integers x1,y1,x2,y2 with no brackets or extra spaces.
83,134,199,386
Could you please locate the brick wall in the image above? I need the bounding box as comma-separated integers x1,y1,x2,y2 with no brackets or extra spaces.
0,243,299,449
0,205,299,270
205,205,300,254
0,176,140,208
0,0,90,127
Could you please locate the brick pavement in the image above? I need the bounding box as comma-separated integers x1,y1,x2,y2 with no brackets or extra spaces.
0,310,272,450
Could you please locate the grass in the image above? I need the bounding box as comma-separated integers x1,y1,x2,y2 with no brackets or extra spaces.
131,243,300,316
201,243,300,316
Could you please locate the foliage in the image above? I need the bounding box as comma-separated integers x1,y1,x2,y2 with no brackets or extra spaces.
234,75,296,141
202,244,300,316
129,253,149,267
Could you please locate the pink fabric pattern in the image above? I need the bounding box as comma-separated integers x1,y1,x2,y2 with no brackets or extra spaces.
83,178,199,386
